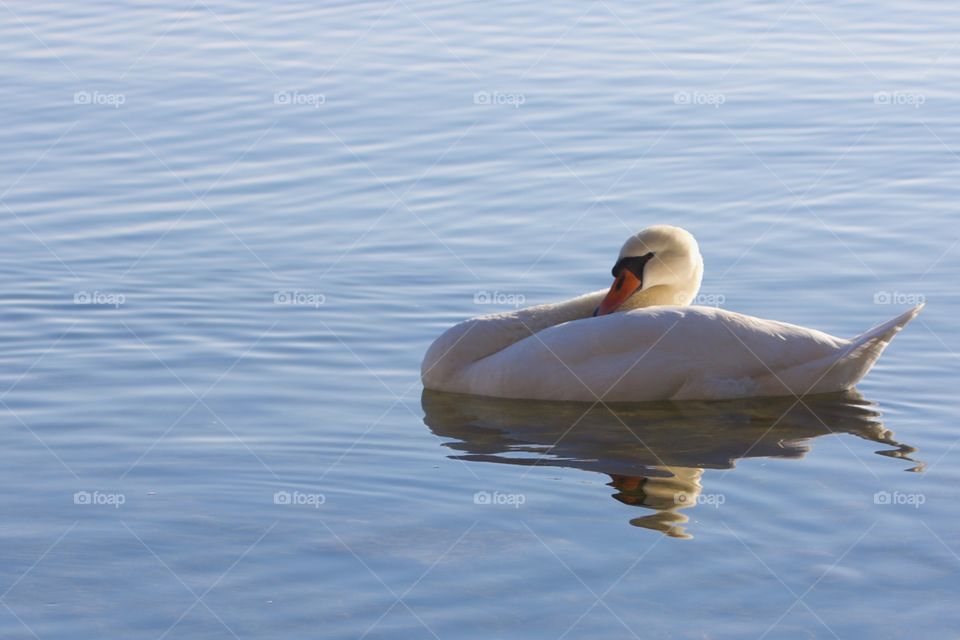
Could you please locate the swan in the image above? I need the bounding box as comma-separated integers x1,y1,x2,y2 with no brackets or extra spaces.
421,225,922,402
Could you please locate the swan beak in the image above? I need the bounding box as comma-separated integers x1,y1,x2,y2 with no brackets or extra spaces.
595,270,642,316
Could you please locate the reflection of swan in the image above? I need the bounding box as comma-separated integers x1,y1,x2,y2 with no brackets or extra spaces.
609,468,705,540
421,389,920,538
422,226,921,401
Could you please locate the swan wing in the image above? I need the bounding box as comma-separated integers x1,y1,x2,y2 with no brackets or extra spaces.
449,305,919,402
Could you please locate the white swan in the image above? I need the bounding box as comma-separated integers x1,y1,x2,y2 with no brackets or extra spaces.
421,225,922,402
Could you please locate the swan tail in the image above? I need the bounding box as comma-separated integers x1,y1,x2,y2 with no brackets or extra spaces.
766,304,922,397
850,303,924,349
812,304,924,393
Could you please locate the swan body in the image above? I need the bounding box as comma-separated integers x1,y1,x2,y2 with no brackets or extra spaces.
421,226,921,402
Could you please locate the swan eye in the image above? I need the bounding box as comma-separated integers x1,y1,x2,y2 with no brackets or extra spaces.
611,252,655,279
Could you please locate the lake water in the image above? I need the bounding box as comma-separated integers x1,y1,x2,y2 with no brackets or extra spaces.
1,1,958,638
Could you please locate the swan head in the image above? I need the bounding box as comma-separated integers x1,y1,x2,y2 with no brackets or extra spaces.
595,225,704,315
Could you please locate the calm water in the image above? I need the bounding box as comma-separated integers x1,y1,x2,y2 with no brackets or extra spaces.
1,1,958,638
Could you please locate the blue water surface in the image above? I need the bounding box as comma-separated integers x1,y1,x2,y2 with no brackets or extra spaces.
1,1,958,638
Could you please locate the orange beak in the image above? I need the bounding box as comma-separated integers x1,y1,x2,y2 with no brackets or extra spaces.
595,270,642,316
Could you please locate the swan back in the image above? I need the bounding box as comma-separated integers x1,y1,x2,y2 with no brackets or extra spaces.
425,304,922,402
